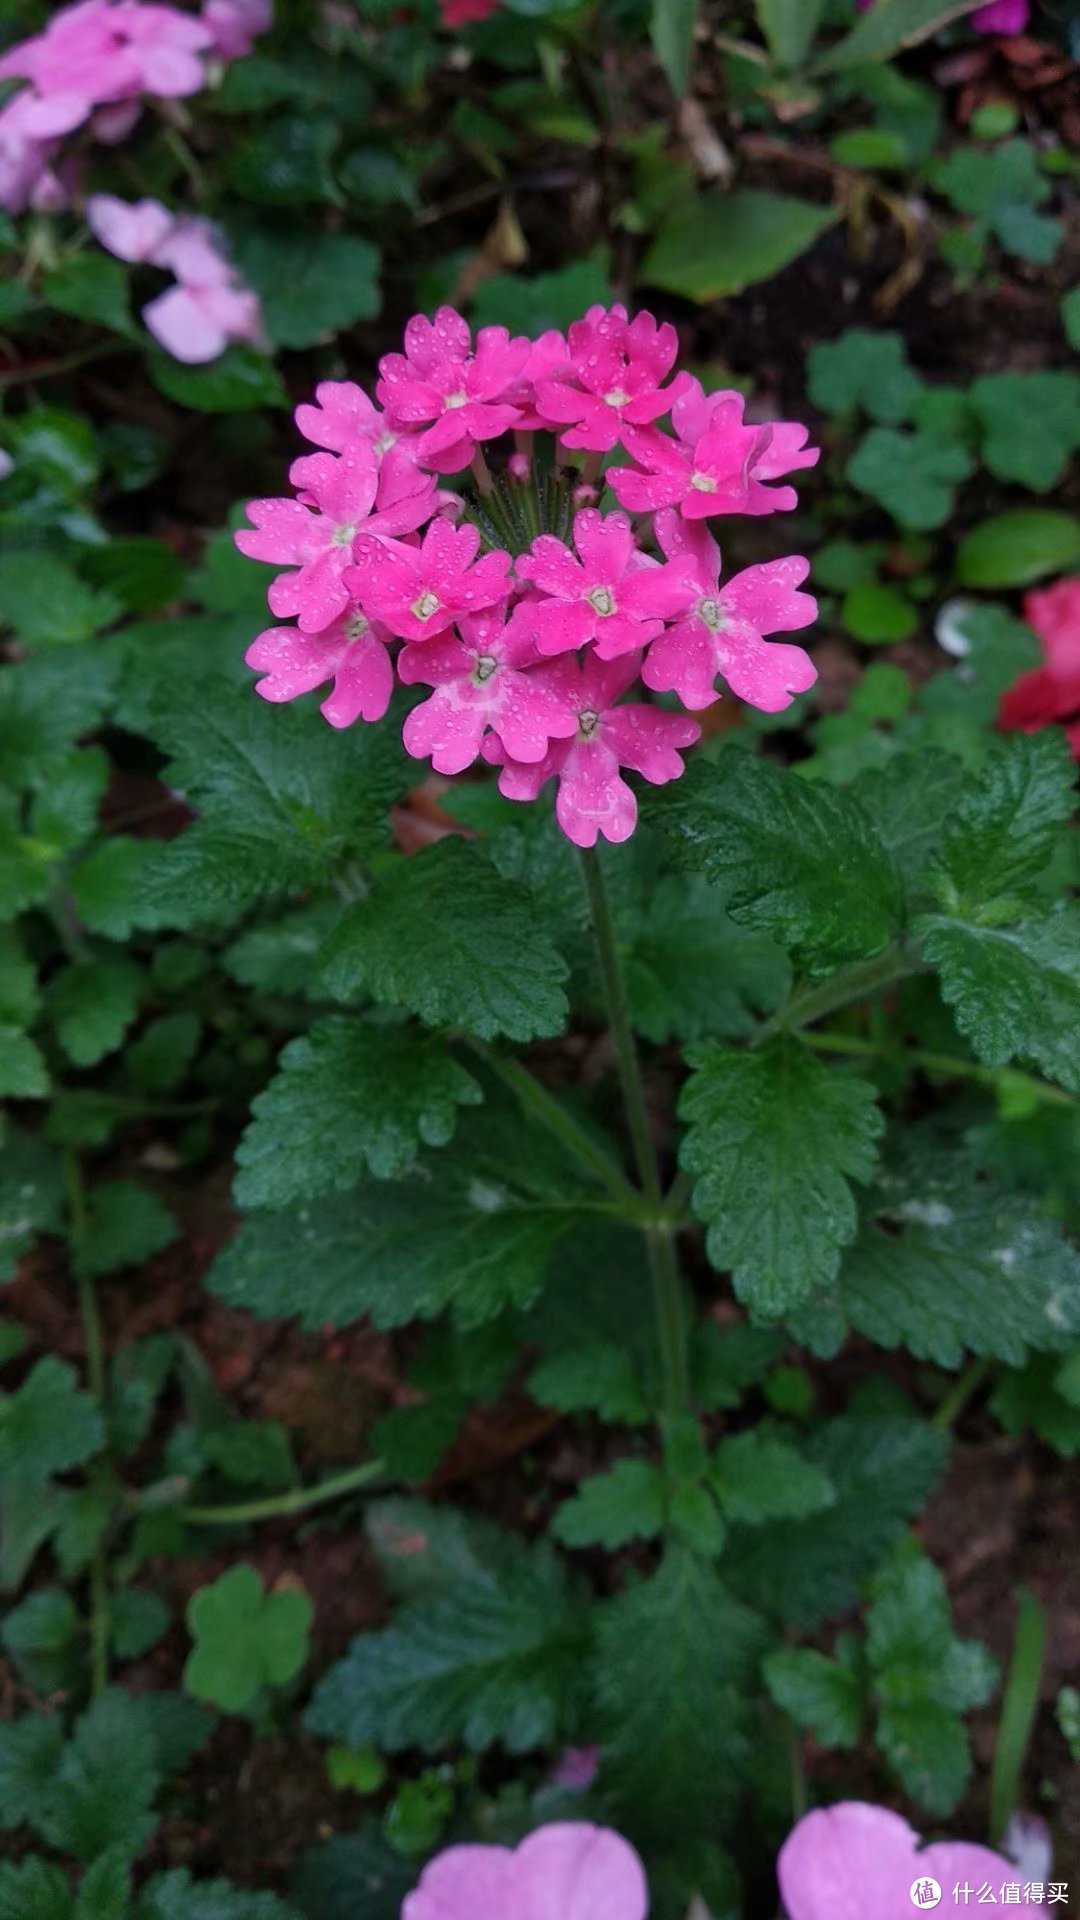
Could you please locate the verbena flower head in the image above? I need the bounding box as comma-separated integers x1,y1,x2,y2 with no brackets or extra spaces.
779,1802,1044,1917
236,302,819,846
999,575,1080,759
403,1821,649,1920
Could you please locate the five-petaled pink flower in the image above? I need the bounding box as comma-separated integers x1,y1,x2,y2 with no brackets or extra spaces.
403,1821,649,1920
87,195,263,363
532,305,691,454
485,652,700,847
399,608,578,774
779,1802,1043,1919
246,609,394,729
517,508,689,661
295,380,401,462
643,508,818,711
237,444,437,635
347,518,511,644
610,379,819,520
377,307,531,471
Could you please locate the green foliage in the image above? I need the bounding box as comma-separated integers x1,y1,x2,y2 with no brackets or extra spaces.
82,1182,178,1279
0,1359,103,1480
764,1643,863,1748
679,1038,883,1315
956,510,1080,588
322,839,568,1042
229,226,381,350
551,1459,666,1548
932,140,1062,264
306,1502,585,1754
184,1566,313,1713
847,427,974,530
641,192,837,303
234,1021,482,1205
807,329,922,424
969,371,1080,492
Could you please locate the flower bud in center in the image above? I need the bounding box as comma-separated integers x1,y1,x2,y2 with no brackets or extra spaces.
587,585,615,617
411,591,442,621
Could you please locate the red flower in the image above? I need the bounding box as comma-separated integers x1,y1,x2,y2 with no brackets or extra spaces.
999,577,1080,759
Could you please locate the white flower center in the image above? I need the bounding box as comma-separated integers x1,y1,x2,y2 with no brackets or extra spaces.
697,596,725,632
587,585,615,617
445,389,469,409
345,611,369,642
472,654,499,684
605,388,630,408
690,472,717,493
411,591,442,621
331,521,357,547
374,429,398,455
577,707,600,739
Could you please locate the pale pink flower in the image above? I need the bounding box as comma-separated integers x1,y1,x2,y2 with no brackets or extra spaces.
643,508,817,712
610,379,819,520
89,97,142,141
485,653,699,848
517,509,688,661
376,307,531,470
549,1745,602,1792
202,0,272,58
0,89,81,212
346,518,511,644
143,277,261,362
86,190,174,261
237,444,438,635
400,608,577,774
403,1822,648,1920
246,609,393,728
779,1802,1043,1919
0,0,213,106
533,304,691,454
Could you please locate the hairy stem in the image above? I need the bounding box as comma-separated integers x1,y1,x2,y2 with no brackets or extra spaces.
180,1458,386,1526
755,942,926,1044
467,1041,641,1209
579,848,689,1414
802,1029,1074,1109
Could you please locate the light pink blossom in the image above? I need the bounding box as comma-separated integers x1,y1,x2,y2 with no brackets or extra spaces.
346,518,511,644
0,89,81,213
403,1822,648,1920
237,445,438,635
517,508,688,661
245,609,393,728
778,1802,1043,1920
202,0,272,58
643,508,817,711
533,304,691,454
86,190,175,261
399,608,578,774
609,379,819,520
0,0,214,107
377,307,531,470
485,653,699,848
143,277,262,362
294,380,404,467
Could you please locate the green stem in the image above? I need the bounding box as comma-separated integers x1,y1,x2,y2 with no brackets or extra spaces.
0,339,131,390
180,1458,386,1526
803,1029,1074,1109
64,1152,110,1694
468,1042,641,1210
932,1357,994,1431
989,1589,1047,1847
755,943,925,1045
578,848,689,1415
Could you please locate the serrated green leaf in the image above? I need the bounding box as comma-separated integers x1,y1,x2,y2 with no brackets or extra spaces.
690,1321,785,1411
0,1025,47,1097
223,900,342,997
594,1548,766,1843
969,370,1080,493
185,1566,312,1713
235,1020,482,1207
1,1588,80,1691
0,1127,64,1283
70,838,164,940
709,1431,836,1524
0,649,116,792
82,1181,178,1279
830,1148,1080,1368
847,426,974,531
210,1108,603,1332
39,1690,160,1864
149,347,288,413
0,1856,71,1920
0,1713,65,1829
49,953,145,1067
764,1646,863,1748
290,1828,414,1920
551,1459,665,1549
725,1413,948,1627
851,751,966,892
992,1354,1080,1459
0,925,38,1026
0,1358,103,1479
141,1869,302,1919
624,874,790,1044
0,552,119,647
306,1506,583,1754
919,904,1080,1093
876,1698,973,1816
322,839,568,1042
139,677,408,928
528,1340,649,1425
128,1012,201,1094
931,731,1074,913
230,225,380,350
807,328,922,424
30,750,109,855
645,751,902,976
679,1038,883,1316
43,253,135,336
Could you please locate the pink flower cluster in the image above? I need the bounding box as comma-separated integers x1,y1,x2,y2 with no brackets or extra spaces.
236,304,819,848
87,193,261,362
0,0,270,214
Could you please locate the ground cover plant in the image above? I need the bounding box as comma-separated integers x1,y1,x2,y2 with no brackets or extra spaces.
0,0,1079,1913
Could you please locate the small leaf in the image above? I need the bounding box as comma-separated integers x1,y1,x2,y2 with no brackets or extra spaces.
969,370,1080,493
49,953,145,1067
230,224,381,350
0,1357,103,1480
640,190,837,304
764,1646,863,1748
847,426,974,531
149,346,288,413
551,1460,666,1549
815,0,984,73
919,904,1080,1093
709,1431,836,1524
42,254,135,337
807,328,922,424
185,1565,313,1713
82,1181,178,1279
956,510,1080,588
651,0,697,96
757,0,827,68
